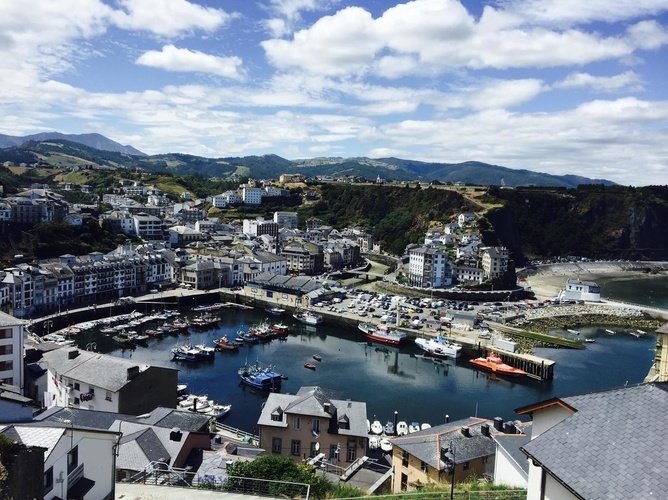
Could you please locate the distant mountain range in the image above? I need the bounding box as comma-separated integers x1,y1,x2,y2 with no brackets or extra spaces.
0,132,145,156
0,132,615,187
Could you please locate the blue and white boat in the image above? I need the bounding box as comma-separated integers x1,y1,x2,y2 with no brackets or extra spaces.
238,361,283,390
415,335,462,358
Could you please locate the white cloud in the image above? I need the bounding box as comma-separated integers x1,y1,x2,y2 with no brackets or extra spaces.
264,0,336,36
497,0,668,26
261,0,650,78
110,0,232,37
556,71,643,92
627,20,668,50
136,45,245,80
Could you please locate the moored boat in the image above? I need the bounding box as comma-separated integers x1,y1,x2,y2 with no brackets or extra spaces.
379,438,392,453
358,322,407,346
584,338,596,343
238,361,283,390
191,315,220,329
304,362,317,370
266,307,286,316
171,345,200,362
214,336,239,351
396,421,408,436
272,323,289,336
293,310,323,326
370,420,383,435
384,420,395,436
313,354,322,362
408,422,421,433
469,354,527,377
415,335,462,358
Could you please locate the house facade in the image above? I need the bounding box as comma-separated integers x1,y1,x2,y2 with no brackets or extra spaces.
42,347,177,415
481,246,509,280
0,311,26,390
258,386,367,465
408,246,452,288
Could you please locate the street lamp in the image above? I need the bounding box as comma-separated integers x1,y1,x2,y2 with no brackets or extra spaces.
444,443,456,500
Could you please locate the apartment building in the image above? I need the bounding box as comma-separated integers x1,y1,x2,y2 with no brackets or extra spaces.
408,246,453,288
481,247,509,280
0,311,26,390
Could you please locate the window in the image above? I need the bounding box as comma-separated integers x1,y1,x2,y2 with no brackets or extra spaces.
400,473,408,491
463,462,470,471
74,382,80,391
67,445,79,474
402,450,409,467
0,360,12,371
346,440,356,462
0,329,11,339
293,416,301,430
43,466,53,493
105,391,112,402
271,438,282,454
291,440,301,456
312,419,320,434
0,344,12,355
421,461,429,473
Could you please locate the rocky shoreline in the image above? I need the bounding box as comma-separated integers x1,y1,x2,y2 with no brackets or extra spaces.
510,303,664,334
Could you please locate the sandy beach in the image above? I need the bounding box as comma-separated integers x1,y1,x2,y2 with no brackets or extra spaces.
521,261,668,301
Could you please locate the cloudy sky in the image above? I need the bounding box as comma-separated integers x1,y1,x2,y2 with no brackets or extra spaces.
1,0,667,185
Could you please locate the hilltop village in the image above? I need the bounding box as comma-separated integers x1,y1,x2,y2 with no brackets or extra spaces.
1,169,667,500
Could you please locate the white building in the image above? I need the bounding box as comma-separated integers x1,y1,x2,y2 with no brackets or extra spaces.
0,312,26,390
212,191,242,208
132,214,163,240
408,246,452,288
481,246,509,280
558,279,601,302
493,422,531,489
453,265,484,284
242,218,279,237
1,423,120,500
273,211,298,229
457,212,476,228
42,347,177,415
242,187,263,205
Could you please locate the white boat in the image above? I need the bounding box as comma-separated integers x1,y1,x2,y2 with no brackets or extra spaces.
637,329,647,335
293,310,323,326
408,422,421,433
368,436,380,449
584,338,595,343
178,395,209,411
379,438,393,452
396,421,408,436
567,329,579,335
370,420,383,435
199,402,231,418
414,335,462,358
605,329,615,335
421,423,431,431
194,344,216,358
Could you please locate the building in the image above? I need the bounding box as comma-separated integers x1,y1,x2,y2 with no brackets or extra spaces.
481,246,509,280
453,265,484,284
558,278,601,302
42,347,178,415
408,246,452,288
0,311,26,390
280,241,324,275
257,386,367,465
457,212,476,228
212,191,242,208
243,218,279,238
390,416,517,492
168,225,206,247
0,422,120,500
132,213,163,240
0,383,33,423
649,323,668,382
273,211,298,229
517,382,668,500
492,422,532,489
242,187,263,205
279,173,303,184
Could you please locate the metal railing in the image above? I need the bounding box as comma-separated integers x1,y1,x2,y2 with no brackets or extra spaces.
125,462,311,498
337,490,526,500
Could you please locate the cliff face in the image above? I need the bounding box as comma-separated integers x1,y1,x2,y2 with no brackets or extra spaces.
484,186,668,263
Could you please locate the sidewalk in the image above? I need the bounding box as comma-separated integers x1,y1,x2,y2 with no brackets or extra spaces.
116,483,280,500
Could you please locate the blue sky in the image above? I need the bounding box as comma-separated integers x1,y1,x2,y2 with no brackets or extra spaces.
1,0,667,185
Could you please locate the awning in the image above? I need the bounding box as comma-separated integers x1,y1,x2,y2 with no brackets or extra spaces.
67,477,95,499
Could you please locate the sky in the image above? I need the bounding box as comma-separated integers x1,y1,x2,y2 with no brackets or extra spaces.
1,0,667,185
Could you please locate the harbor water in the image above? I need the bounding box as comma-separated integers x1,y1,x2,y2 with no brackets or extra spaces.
74,307,656,433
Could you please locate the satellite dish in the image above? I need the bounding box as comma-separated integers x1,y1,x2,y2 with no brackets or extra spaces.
315,442,320,451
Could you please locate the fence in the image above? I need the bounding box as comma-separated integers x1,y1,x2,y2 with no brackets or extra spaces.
338,490,526,500
125,462,310,498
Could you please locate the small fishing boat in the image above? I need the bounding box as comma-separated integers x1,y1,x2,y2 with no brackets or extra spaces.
266,307,286,316
605,329,615,335
408,422,421,433
421,423,431,431
313,354,322,362
379,438,392,453
396,421,409,436
370,420,383,435
469,354,528,377
584,338,596,343
272,323,289,336
293,310,323,326
304,362,317,370
368,436,380,449
567,329,579,335
384,420,395,436
214,336,239,351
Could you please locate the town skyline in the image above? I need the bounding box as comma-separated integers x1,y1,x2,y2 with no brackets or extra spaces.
1,0,667,185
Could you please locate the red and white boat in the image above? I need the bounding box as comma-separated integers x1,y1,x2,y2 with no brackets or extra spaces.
272,323,289,336
358,322,407,346
469,354,527,377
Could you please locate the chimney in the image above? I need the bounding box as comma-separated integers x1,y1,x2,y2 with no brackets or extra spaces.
481,424,490,437
461,426,470,437
493,417,503,432
169,428,182,442
503,422,516,434
68,349,79,359
323,403,331,414
126,366,140,380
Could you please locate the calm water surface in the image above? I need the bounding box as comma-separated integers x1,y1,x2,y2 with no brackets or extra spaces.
598,275,668,309
75,307,656,433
